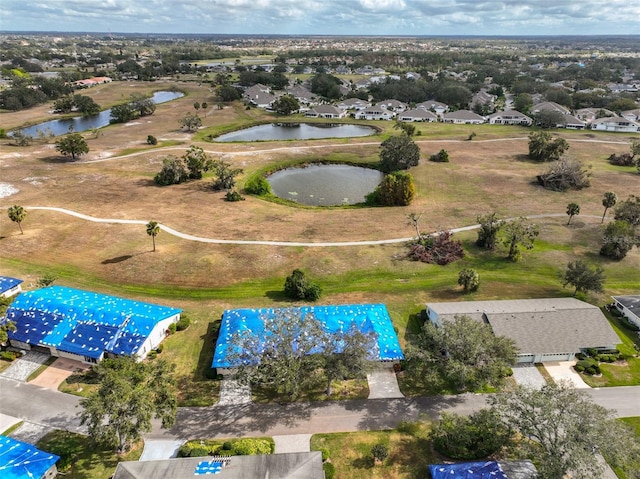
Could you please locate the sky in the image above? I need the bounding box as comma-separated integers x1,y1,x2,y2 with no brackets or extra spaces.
1,0,639,36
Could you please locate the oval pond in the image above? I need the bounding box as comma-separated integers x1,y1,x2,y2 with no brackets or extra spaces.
215,123,375,142
267,164,383,206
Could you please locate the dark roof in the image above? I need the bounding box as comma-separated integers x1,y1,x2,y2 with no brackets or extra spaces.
113,452,324,479
613,295,640,318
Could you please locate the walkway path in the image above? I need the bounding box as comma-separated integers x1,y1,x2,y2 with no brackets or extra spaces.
15,207,603,247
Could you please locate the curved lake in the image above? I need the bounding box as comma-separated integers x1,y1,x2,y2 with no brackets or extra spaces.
215,123,375,142
15,91,184,137
267,164,383,206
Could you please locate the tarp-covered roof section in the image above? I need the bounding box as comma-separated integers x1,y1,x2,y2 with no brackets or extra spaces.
429,461,508,479
6,286,181,358
0,276,23,295
213,304,404,368
0,435,59,479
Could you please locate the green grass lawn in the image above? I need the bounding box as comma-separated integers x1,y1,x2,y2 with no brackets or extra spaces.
311,421,436,479
611,417,640,479
581,313,640,388
37,430,141,479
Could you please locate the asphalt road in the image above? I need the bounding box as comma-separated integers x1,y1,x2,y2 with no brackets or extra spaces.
2,377,639,440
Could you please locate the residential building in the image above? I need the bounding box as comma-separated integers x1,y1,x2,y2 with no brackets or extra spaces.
397,108,438,122
430,460,537,479
213,304,404,375
443,110,485,124
487,110,532,126
0,435,59,479
562,114,586,129
425,298,620,363
304,104,346,119
590,117,640,133
575,108,614,123
612,296,640,328
4,286,181,363
0,276,23,298
621,109,640,122
113,452,324,479
416,100,449,115
336,98,370,111
375,99,407,112
354,106,395,120
531,101,571,115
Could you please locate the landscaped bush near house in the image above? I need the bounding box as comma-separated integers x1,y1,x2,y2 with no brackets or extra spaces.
178,438,273,458
167,323,177,334
620,316,640,332
323,462,336,479
576,358,601,375
189,446,210,457
176,315,191,331
319,448,330,461
0,351,18,361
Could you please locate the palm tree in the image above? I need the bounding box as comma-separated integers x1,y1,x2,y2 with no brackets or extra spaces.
146,221,160,252
566,202,580,225
601,192,617,223
7,205,26,234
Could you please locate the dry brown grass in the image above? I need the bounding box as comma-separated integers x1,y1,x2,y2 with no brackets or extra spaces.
1,81,638,293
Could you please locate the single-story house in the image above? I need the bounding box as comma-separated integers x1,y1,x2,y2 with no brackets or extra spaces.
397,108,438,122
429,460,537,479
304,104,346,119
354,106,395,120
213,304,404,375
336,98,370,111
575,108,614,123
416,100,448,115
612,295,640,328
4,286,181,363
590,116,640,133
375,99,407,112
443,110,485,124
562,114,586,129
0,435,59,479
531,101,570,115
470,89,497,109
0,276,23,298
113,452,324,479
425,298,620,363
621,109,640,122
285,85,316,106
487,110,532,126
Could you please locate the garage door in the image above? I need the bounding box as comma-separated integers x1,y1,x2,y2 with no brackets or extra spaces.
540,353,574,362
517,354,535,363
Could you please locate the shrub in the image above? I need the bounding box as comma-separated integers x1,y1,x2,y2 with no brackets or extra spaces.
284,269,322,301
176,315,191,331
620,316,640,331
397,420,421,436
319,448,330,461
429,149,450,162
178,444,193,457
146,135,158,145
225,190,244,202
147,350,157,360
575,364,585,372
222,441,234,451
167,323,177,334
371,444,389,463
244,175,271,196
155,344,163,354
323,462,336,479
189,446,210,457
370,171,415,206
0,351,17,361
608,153,636,166
232,438,272,455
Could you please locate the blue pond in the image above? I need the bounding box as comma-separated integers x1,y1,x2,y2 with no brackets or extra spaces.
215,123,375,142
15,91,184,137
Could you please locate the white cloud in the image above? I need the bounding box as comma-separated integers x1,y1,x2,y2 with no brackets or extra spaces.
2,0,639,34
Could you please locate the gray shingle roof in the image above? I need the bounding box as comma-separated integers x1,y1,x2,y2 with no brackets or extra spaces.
113,452,324,479
427,298,620,355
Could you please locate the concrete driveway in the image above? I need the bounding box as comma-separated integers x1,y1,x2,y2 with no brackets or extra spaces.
544,361,590,388
28,357,89,389
512,364,547,388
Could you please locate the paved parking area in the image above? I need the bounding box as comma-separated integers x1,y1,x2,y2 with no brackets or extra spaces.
367,366,404,399
29,357,89,389
512,364,547,388
0,351,50,382
544,361,590,388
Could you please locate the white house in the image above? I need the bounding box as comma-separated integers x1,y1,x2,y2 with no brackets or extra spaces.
0,276,23,298
375,99,407,112
531,101,571,115
487,110,532,126
336,98,370,111
590,116,640,133
398,109,438,122
612,296,640,328
416,100,449,115
304,104,346,119
443,110,485,124
355,106,395,120
621,109,640,122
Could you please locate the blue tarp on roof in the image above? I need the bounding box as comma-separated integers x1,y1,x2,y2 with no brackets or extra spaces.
429,461,508,479
213,304,404,368
6,286,181,357
194,460,223,475
0,435,59,479
0,276,22,295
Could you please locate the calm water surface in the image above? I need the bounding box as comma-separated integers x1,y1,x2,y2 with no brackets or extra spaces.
215,123,375,142
267,164,383,206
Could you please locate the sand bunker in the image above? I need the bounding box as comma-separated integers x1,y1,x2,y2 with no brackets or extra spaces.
0,183,19,198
